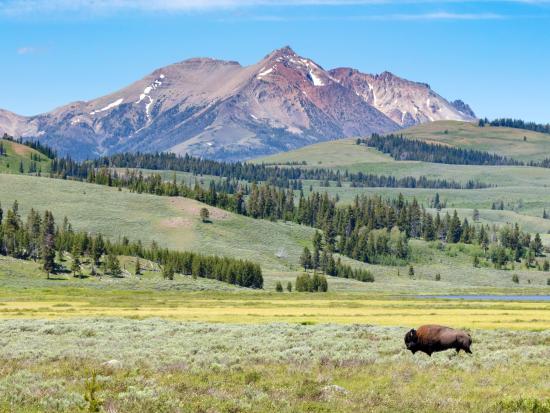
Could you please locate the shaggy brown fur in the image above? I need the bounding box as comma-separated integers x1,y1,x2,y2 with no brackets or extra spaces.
404,325,472,356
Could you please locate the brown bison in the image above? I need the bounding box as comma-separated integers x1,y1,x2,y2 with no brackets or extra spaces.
404,325,472,356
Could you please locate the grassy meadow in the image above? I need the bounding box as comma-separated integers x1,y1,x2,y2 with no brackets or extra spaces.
1,318,549,413
1,124,550,412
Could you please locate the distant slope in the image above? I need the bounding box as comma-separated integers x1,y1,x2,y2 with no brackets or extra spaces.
0,138,51,174
401,120,550,162
255,138,393,167
0,47,473,161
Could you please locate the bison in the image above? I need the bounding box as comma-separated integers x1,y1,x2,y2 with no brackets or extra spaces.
404,325,472,356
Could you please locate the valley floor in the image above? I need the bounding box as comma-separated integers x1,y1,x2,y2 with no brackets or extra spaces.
1,318,549,413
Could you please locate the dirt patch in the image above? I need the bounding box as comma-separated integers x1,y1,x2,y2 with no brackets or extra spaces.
11,142,33,156
160,217,193,229
168,197,230,221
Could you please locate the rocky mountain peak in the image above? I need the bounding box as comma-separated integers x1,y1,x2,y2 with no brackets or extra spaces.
0,46,475,161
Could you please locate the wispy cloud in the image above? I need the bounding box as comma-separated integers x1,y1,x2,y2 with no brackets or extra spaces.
1,0,549,18
239,11,506,21
382,11,505,20
1,0,549,15
17,46,39,54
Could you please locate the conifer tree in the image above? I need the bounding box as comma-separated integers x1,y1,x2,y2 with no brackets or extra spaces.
41,211,56,278
300,247,312,270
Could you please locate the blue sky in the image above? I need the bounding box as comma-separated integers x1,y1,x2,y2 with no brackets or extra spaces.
1,0,549,122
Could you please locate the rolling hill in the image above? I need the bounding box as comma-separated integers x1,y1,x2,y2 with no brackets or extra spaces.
401,120,550,162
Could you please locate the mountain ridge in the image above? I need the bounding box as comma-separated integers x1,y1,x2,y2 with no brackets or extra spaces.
0,46,475,160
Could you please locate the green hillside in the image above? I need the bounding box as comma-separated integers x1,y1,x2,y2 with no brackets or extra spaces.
254,132,550,239
402,120,550,162
0,174,314,272
256,138,393,167
0,138,51,174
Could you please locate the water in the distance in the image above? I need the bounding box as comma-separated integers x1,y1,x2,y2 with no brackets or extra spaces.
419,295,550,301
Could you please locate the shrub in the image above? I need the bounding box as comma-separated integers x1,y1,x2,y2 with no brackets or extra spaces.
199,207,210,223
275,281,283,292
295,273,328,292
435,273,441,281
512,274,519,284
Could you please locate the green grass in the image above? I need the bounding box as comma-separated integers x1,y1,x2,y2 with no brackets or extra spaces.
0,318,548,412
402,120,550,162
255,138,393,167
0,174,314,272
0,139,51,174
253,131,550,238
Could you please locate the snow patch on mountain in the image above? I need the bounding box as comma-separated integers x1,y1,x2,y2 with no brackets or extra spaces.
90,98,123,115
258,67,274,78
309,70,324,86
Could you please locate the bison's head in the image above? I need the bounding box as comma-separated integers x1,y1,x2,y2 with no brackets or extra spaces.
404,328,418,353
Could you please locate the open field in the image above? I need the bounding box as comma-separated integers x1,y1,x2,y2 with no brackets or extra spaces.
1,253,549,328
255,138,393,167
2,133,550,412
0,318,548,412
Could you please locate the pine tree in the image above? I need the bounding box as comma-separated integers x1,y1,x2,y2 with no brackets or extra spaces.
408,265,415,277
71,249,81,278
275,281,283,292
106,253,121,277
287,281,292,292
300,247,312,270
162,263,175,280
135,257,141,276
41,211,56,278
531,233,543,256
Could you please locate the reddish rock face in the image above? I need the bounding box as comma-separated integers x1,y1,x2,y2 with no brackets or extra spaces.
0,46,474,161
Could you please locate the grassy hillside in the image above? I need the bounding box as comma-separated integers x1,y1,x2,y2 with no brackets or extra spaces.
0,138,51,174
0,174,314,272
402,120,550,162
253,118,550,235
256,138,393,167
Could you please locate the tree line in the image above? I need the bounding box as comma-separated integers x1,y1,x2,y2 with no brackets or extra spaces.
0,201,263,288
362,134,522,166
363,134,550,169
45,145,487,191
479,118,550,135
27,157,539,268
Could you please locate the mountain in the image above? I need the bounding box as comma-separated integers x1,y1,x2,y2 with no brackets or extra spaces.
328,68,476,127
0,46,475,161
